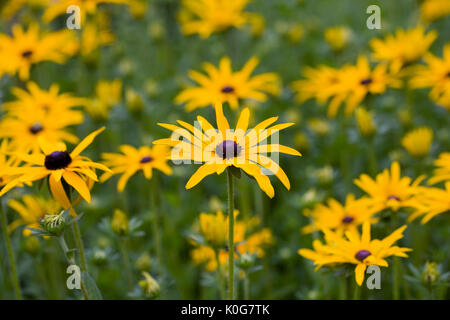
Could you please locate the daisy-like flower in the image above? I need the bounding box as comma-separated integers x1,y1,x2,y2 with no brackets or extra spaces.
420,0,450,22
409,183,450,223
0,140,23,188
401,127,433,158
298,221,411,286
175,57,280,111
191,210,273,272
302,194,378,235
101,145,173,192
80,15,115,58
370,26,437,73
85,79,123,120
178,0,258,38
353,161,425,213
0,23,78,80
8,195,61,236
428,152,450,185
0,128,110,210
410,44,450,111
324,26,351,52
154,103,302,198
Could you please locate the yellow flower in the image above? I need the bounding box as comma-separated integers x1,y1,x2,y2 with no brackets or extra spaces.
1,0,50,19
175,57,280,111
80,19,115,57
409,183,450,223
307,118,330,136
429,152,450,185
302,194,378,235
299,221,411,286
111,209,129,235
101,145,172,192
0,128,110,210
139,271,160,298
355,107,376,137
420,0,450,22
178,0,256,38
0,23,78,80
8,195,61,236
401,127,433,158
85,80,122,120
410,44,450,111
324,26,351,51
353,161,425,212
370,26,437,73
191,211,273,272
154,103,302,198
287,23,304,44
0,140,23,188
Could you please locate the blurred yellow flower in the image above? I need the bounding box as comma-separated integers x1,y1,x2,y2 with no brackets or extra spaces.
80,19,115,57
353,161,425,212
429,152,450,185
1,0,50,19
410,44,450,111
0,23,78,80
355,107,376,137
299,221,411,286
178,0,257,38
111,209,129,236
324,26,351,51
101,145,172,192
402,127,433,158
85,80,122,120
8,195,61,236
409,183,450,223
420,0,450,22
154,103,301,198
139,271,160,298
287,23,304,44
307,118,330,136
370,26,437,73
175,57,280,111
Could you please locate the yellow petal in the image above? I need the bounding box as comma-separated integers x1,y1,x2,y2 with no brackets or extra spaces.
70,127,105,158
185,163,220,189
355,263,367,286
62,171,91,203
49,174,71,209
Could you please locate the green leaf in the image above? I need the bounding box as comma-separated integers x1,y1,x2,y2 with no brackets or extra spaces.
81,271,103,300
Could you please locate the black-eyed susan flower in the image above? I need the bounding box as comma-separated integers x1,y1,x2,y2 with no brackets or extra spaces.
324,26,351,51
409,183,450,223
85,80,123,120
154,103,302,198
410,44,450,111
429,152,450,184
370,26,437,73
175,57,280,111
0,23,78,80
191,210,273,272
353,161,424,213
8,195,60,236
420,0,450,22
101,145,172,192
0,128,110,210
178,0,258,38
401,127,434,158
355,107,376,138
302,194,378,235
298,221,411,286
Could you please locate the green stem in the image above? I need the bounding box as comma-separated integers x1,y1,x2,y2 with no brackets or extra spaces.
243,272,250,300
391,213,400,300
227,168,235,300
72,221,88,271
150,176,163,278
118,238,134,291
0,203,22,300
339,276,347,300
214,248,225,300
353,280,361,300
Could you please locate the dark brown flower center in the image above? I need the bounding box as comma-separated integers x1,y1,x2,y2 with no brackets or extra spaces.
446,71,450,77
360,78,372,85
355,250,371,262
388,195,400,201
29,122,44,135
140,156,153,163
342,216,354,224
221,85,235,93
215,140,241,159
44,151,72,170
21,50,33,58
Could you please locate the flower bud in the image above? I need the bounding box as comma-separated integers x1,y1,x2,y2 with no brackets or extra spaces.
237,252,255,270
41,211,65,236
126,88,144,114
135,252,152,272
422,261,439,285
139,272,160,298
111,209,129,236
92,249,108,266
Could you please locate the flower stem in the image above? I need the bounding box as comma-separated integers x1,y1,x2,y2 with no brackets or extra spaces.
243,272,250,300
214,248,225,299
0,203,22,300
72,221,88,272
118,238,134,291
227,167,235,300
150,175,163,278
353,280,361,300
339,276,347,300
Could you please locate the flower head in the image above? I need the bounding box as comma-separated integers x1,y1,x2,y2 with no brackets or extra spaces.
298,221,411,286
409,182,450,223
154,103,301,198
101,145,172,192
324,26,351,51
401,127,433,158
175,57,280,111
420,0,450,22
429,152,450,185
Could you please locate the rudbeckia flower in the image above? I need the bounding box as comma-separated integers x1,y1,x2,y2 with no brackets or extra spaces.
154,103,302,198
302,194,378,235
410,44,450,111
370,26,437,73
85,80,123,120
175,57,280,111
429,152,450,185
298,221,411,286
0,23,78,80
353,161,425,213
101,145,173,192
178,0,258,38
401,127,433,158
409,183,450,223
0,128,111,210
8,195,61,236
324,26,351,51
